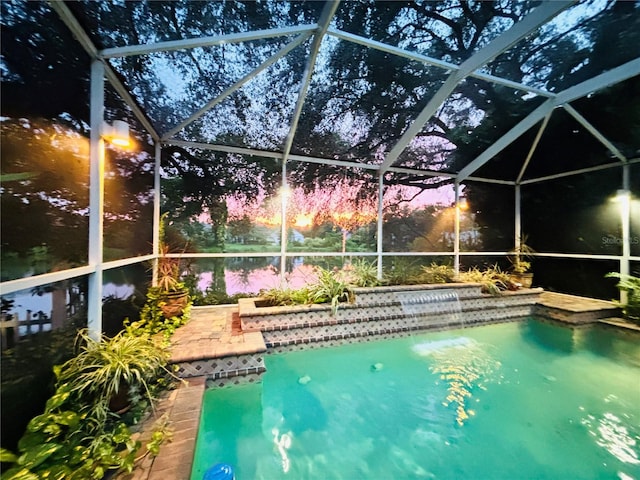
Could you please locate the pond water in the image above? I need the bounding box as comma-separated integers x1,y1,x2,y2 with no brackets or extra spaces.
193,319,640,479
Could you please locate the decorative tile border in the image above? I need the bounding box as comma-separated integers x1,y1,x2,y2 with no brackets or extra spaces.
175,353,265,380
267,317,526,354
261,303,535,348
205,372,265,389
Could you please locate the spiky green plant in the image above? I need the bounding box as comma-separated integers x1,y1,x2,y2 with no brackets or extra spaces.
259,286,311,306
458,265,510,295
416,263,456,284
54,330,171,422
307,267,354,314
1,330,175,479
346,259,381,287
606,272,640,323
382,258,424,286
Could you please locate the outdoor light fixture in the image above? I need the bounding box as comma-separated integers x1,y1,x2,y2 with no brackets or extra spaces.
279,186,292,198
102,120,131,147
458,197,469,210
613,189,630,202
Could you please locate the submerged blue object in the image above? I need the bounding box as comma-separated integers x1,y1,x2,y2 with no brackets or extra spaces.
204,463,234,480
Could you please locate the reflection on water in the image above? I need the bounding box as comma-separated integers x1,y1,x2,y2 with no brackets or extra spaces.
193,321,640,480
198,264,318,295
413,337,501,426
581,410,640,465
521,319,584,354
522,319,640,368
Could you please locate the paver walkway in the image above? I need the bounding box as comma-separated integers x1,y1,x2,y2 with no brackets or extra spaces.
169,305,265,363
118,305,254,480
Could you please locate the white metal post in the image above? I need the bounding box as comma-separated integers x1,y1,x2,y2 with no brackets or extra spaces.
152,142,162,286
377,173,384,279
87,60,105,340
620,165,631,304
454,181,461,275
280,160,288,287
515,184,522,253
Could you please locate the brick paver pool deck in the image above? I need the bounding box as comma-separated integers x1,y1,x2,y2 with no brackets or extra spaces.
120,293,633,480
117,305,254,480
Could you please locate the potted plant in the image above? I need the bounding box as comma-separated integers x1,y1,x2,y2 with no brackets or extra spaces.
154,241,190,319
135,215,192,338
53,329,170,419
0,330,173,479
508,235,535,288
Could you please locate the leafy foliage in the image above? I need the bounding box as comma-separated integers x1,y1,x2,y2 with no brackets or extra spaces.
509,235,535,274
416,263,457,284
606,273,640,323
259,266,355,315
382,258,428,286
259,286,311,307
130,286,192,341
457,265,512,295
307,267,355,315
344,259,381,288
1,330,175,479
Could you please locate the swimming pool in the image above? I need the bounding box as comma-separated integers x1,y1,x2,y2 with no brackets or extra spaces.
191,319,640,479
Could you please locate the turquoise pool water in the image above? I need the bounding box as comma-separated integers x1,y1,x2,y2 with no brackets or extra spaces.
191,320,640,479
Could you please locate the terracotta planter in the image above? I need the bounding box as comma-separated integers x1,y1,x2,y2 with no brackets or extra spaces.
510,273,533,289
160,290,190,318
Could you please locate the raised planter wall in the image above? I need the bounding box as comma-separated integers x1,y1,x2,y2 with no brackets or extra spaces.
239,283,543,350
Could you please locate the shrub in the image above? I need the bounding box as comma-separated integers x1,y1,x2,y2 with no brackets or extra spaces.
344,259,380,287
259,286,311,306
0,330,175,479
307,267,355,314
458,265,510,295
606,273,640,323
416,263,456,284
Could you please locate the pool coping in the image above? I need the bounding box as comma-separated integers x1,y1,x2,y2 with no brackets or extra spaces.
113,376,206,480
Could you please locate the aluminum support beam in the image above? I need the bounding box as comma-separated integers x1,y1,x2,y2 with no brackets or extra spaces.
458,102,556,181
50,0,160,141
279,161,288,287
163,139,519,185
152,143,162,286
281,1,340,164
48,1,97,56
161,33,312,141
379,1,573,173
562,104,627,162
459,59,640,182
554,58,640,106
521,158,640,185
163,139,378,171
328,28,555,99
0,266,95,297
458,58,640,181
514,185,521,255
0,254,157,296
377,173,384,279
87,60,106,340
620,164,631,304
100,25,317,58
103,68,160,142
453,182,461,275
516,112,551,184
